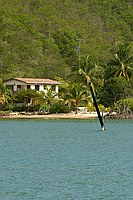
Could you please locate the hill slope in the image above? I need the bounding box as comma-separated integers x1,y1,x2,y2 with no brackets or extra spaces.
0,0,133,80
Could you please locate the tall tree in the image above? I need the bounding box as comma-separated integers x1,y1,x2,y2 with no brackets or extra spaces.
53,28,79,67
64,83,88,114
77,54,104,89
98,77,131,107
0,81,11,105
79,54,94,83
34,87,57,114
106,43,133,81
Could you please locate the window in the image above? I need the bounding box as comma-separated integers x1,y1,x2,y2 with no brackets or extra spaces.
35,85,39,91
17,85,21,90
43,85,47,90
6,85,13,91
51,85,56,91
27,85,31,89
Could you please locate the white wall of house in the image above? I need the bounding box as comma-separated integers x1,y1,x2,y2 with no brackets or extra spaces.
47,85,51,90
4,80,59,93
55,85,59,93
30,84,35,90
39,85,44,91
4,80,27,92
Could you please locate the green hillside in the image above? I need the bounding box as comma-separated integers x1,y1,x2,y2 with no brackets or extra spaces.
0,0,133,80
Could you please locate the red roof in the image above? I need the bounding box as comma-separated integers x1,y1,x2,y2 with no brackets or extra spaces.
5,78,62,85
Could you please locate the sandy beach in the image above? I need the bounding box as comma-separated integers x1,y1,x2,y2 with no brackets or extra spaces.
2,112,105,119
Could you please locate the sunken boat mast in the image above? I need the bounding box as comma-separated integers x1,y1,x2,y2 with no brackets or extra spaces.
79,68,105,131
89,81,105,131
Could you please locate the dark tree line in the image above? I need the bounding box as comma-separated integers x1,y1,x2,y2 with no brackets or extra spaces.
0,0,133,112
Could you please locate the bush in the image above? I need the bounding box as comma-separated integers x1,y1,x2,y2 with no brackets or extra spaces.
122,98,133,113
0,103,14,111
12,106,25,112
86,102,94,113
127,98,133,112
50,100,72,114
26,105,40,112
114,98,133,114
99,77,131,107
0,110,11,116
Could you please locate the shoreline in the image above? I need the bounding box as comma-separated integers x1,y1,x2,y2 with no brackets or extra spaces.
1,112,104,120
1,112,133,120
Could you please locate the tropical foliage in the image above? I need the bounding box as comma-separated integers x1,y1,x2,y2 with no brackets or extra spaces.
32,87,58,114
105,43,133,81
0,0,133,80
98,77,131,107
0,0,133,115
64,83,89,114
0,81,11,105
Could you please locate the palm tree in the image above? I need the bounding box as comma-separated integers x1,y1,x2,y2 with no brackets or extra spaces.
64,83,88,114
34,87,57,114
44,87,58,114
79,65,95,93
69,54,94,83
78,54,104,88
107,43,133,81
79,54,94,84
13,89,39,103
0,81,11,105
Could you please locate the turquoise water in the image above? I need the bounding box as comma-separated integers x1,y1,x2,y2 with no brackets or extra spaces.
0,119,133,200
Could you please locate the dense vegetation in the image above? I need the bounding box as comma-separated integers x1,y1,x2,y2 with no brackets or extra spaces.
0,0,133,114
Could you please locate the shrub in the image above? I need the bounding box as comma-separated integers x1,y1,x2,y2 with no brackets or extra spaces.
26,105,40,112
86,101,94,113
12,106,25,112
0,103,14,111
0,110,11,116
127,98,133,112
50,100,72,114
114,98,133,114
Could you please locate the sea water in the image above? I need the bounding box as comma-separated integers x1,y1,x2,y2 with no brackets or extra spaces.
0,119,133,200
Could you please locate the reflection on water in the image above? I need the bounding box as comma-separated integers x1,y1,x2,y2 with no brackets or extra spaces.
0,119,133,199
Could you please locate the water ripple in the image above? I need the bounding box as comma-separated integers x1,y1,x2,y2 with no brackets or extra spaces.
0,119,133,199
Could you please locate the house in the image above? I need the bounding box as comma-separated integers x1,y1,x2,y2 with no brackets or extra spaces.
4,78,62,93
